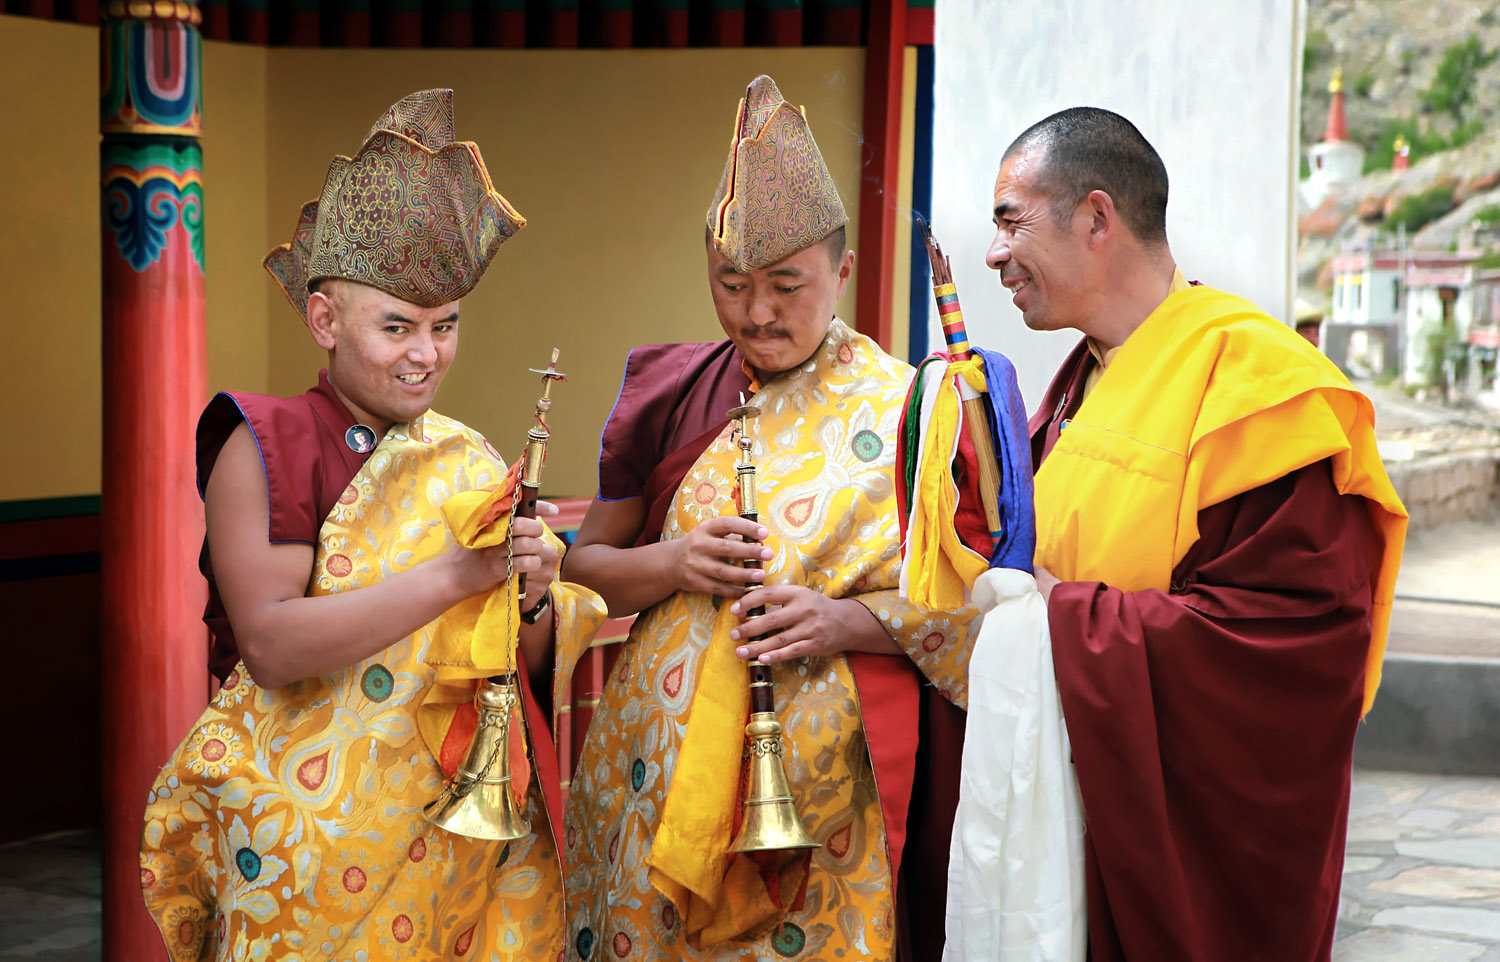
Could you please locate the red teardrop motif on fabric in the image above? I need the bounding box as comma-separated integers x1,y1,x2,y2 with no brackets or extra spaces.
663,662,685,698
782,496,815,527
826,822,853,859
297,751,330,791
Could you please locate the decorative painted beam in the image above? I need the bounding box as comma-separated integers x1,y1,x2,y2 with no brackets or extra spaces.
709,0,745,47
907,42,935,361
599,0,631,48
821,0,862,45
436,0,475,47
752,0,800,45
546,0,579,47
648,0,688,47
855,0,905,351
386,0,422,46
335,0,372,46
99,0,210,957
485,0,526,47
906,0,933,45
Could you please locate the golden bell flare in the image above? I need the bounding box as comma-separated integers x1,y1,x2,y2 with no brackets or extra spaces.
425,676,531,841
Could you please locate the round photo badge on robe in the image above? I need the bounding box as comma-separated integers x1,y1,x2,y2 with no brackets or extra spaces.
346,425,378,454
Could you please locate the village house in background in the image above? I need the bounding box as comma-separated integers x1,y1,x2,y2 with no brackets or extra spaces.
1300,56,1500,404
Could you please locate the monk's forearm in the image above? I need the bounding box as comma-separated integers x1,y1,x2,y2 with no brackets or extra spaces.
562,540,679,617
236,558,472,689
837,598,903,655
517,598,556,693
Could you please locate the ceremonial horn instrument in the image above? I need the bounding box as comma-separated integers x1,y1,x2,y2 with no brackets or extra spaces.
724,398,821,855
425,349,567,841
916,215,1004,543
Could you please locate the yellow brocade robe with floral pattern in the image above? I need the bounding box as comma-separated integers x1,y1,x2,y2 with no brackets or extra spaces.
141,411,605,962
561,321,977,961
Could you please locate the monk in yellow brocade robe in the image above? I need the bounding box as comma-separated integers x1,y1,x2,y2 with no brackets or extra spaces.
559,76,977,962
139,90,605,961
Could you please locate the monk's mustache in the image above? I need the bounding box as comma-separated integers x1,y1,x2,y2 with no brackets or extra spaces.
740,327,790,339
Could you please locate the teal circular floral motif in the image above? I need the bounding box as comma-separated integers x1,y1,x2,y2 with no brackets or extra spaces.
631,757,646,791
576,927,595,959
771,921,806,957
235,847,261,881
850,429,883,463
361,665,394,702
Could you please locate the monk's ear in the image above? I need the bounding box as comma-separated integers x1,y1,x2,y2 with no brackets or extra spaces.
834,248,856,300
305,289,338,351
1083,189,1118,251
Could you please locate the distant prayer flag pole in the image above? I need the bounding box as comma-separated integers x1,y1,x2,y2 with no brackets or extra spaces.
100,0,210,955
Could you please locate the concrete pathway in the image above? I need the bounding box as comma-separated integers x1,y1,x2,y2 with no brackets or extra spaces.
1395,519,1500,609
2,770,1497,959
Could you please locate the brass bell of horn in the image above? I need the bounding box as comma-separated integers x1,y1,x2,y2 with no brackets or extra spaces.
724,399,820,855
424,674,531,840
727,704,820,853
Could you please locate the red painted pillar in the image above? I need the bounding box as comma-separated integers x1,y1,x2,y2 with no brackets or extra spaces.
856,0,906,351
99,2,209,958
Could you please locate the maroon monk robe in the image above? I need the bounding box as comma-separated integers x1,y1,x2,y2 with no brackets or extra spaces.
597,338,964,962
194,370,567,826
1031,340,1378,962
195,369,371,682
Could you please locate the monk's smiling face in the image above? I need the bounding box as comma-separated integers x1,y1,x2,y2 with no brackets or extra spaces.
306,280,459,435
986,148,1095,334
706,233,854,382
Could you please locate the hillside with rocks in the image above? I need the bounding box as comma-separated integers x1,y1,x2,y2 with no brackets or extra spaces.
1302,0,1500,156
1298,0,1500,298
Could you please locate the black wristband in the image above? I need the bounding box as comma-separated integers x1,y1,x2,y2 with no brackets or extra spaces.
520,591,552,625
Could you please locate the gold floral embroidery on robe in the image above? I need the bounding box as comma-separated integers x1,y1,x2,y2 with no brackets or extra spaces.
561,321,977,961
141,412,605,962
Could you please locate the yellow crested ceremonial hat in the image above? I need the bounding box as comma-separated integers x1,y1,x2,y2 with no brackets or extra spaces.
265,88,526,319
707,75,848,273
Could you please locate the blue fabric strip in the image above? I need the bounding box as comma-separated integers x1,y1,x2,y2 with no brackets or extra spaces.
974,348,1037,574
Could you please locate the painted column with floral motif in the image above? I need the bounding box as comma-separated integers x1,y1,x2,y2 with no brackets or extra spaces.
99,0,209,956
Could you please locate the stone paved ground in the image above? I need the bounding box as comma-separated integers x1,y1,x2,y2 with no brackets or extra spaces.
0,831,98,961
1338,770,1500,960
2,770,1496,959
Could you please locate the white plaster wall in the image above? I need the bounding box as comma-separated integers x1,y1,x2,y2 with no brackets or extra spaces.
929,0,1303,407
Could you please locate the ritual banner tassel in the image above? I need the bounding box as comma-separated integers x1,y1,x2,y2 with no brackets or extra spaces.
918,214,1004,542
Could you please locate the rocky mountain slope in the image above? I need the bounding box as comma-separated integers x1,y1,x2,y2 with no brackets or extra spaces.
1298,1,1500,296
1302,0,1500,153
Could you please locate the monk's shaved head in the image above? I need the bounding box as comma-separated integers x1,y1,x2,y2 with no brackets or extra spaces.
1003,107,1169,246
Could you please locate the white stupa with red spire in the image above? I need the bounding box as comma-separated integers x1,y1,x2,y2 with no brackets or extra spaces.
1301,67,1366,209
1392,134,1410,171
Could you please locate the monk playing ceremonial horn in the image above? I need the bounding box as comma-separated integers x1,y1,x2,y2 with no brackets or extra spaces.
559,75,979,961
139,89,605,961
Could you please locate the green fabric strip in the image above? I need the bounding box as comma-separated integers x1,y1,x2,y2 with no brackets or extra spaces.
0,495,102,523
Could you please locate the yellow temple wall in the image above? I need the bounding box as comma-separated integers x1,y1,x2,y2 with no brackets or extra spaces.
257,47,866,498
0,19,868,502
0,16,103,501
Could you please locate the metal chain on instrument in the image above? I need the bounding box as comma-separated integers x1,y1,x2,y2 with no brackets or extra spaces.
423,349,566,839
